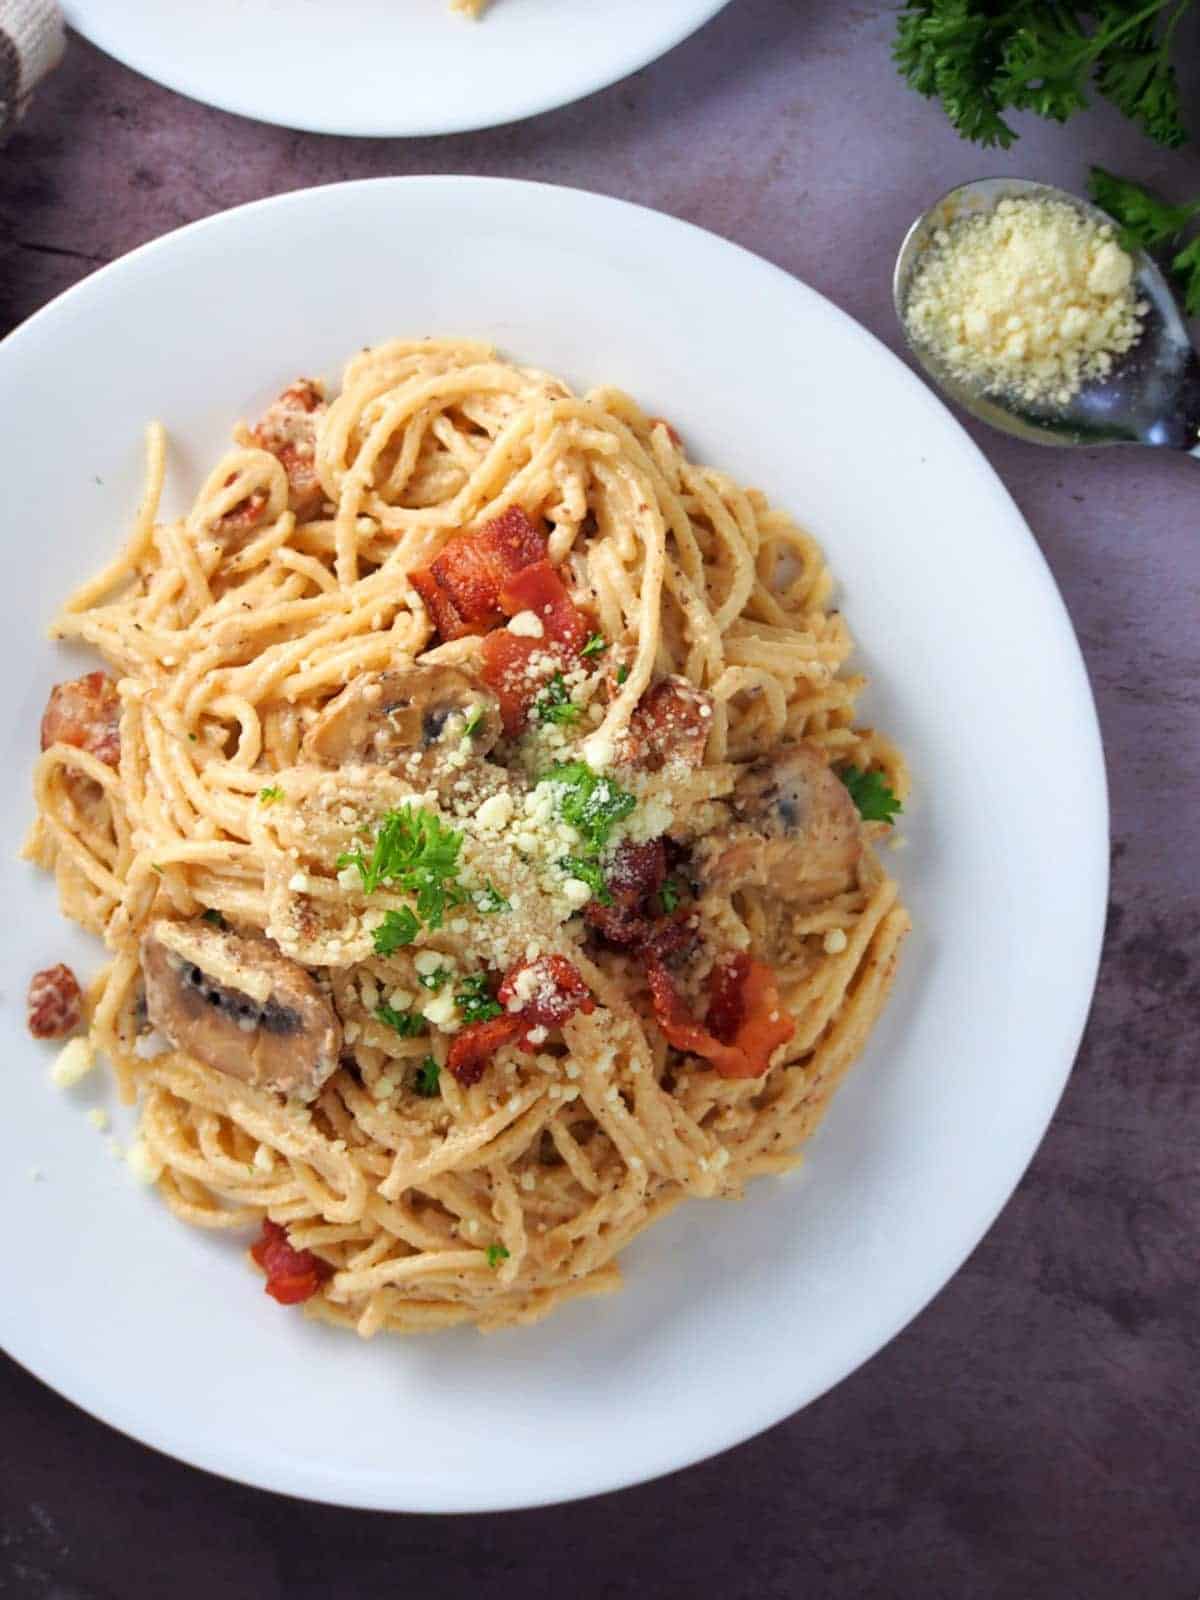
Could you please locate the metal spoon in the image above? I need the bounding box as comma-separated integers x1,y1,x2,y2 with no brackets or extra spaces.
893,176,1200,454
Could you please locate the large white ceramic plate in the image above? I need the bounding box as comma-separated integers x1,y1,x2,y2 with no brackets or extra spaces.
62,0,730,137
0,177,1107,1513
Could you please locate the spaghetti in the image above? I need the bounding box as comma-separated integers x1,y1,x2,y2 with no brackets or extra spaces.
27,339,910,1336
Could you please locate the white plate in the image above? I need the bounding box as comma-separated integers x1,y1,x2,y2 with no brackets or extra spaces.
0,177,1107,1512
62,0,730,137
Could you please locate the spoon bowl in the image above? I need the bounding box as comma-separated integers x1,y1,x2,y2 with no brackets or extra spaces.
893,176,1200,452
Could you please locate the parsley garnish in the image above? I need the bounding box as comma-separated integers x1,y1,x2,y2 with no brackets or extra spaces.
187,733,198,743
893,1,1194,151
537,761,636,857
560,855,612,905
417,967,450,993
474,880,511,915
535,673,581,726
580,633,608,658
258,786,283,804
616,665,629,685
659,878,683,914
337,805,464,925
838,765,903,826
413,1056,441,1097
1088,166,1200,316
201,908,227,928
486,1244,510,1269
372,907,421,955
456,973,503,1024
375,1002,425,1038
462,707,485,740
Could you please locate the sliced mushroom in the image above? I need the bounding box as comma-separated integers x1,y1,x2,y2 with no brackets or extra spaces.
700,743,862,904
302,665,502,773
140,918,341,1100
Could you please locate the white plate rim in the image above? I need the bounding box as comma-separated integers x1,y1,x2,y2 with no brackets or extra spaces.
61,0,733,137
0,175,1109,1511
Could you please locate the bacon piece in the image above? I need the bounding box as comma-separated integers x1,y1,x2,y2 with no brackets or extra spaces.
40,672,121,767
412,507,548,641
619,676,712,772
216,484,268,535
448,1015,525,1087
498,561,592,653
646,952,794,1080
498,955,595,1032
480,560,594,734
585,839,670,950
449,957,596,1086
250,1218,332,1305
251,379,327,523
27,963,82,1040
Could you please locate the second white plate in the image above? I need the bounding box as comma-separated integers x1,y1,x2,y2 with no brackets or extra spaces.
63,0,732,136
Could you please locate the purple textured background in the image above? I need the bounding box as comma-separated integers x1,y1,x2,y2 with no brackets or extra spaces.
2,3,1198,1595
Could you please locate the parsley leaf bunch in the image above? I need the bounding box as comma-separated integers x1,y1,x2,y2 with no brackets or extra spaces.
535,673,582,726
894,1,1195,151
838,765,904,826
412,1056,441,1097
456,973,504,1024
375,1002,426,1038
1088,165,1200,313
559,855,612,905
537,762,636,858
338,805,466,956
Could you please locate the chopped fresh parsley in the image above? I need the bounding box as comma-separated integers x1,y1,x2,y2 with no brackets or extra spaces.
559,855,612,906
187,733,198,743
838,765,903,826
417,966,450,993
375,1002,425,1038
580,633,608,658
413,1056,441,1097
659,878,683,914
456,973,503,1024
893,1,1195,151
258,786,283,804
616,664,630,685
201,907,227,928
535,673,582,726
1088,166,1200,316
462,707,485,740
486,1244,510,1269
337,805,464,925
474,879,511,915
372,907,421,955
537,761,636,857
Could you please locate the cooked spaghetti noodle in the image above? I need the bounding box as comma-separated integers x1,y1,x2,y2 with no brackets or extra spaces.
27,339,910,1336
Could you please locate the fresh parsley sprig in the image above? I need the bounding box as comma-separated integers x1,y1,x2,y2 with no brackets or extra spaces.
560,855,612,905
1089,166,1200,315
413,1056,441,1097
456,973,504,1024
535,673,581,726
372,907,421,956
375,1002,426,1038
536,762,636,858
838,765,903,826
894,1,1195,151
338,805,465,924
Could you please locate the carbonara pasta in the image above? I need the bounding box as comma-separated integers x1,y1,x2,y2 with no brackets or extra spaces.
26,339,910,1336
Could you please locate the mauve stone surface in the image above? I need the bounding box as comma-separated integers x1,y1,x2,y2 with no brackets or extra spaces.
2,4,1198,1595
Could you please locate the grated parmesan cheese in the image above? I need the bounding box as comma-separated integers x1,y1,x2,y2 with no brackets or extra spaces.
51,1036,95,1088
906,195,1146,406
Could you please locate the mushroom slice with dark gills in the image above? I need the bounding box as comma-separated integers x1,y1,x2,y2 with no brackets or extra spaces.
302,665,502,775
140,919,341,1100
699,743,862,905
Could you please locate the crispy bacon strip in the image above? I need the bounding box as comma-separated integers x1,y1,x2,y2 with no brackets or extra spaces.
250,1218,331,1305
482,559,594,734
40,672,121,767
448,957,596,1085
498,955,596,1030
585,839,669,950
618,676,712,772
448,1015,525,1087
646,952,794,1079
250,379,327,523
27,963,82,1040
411,506,547,641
